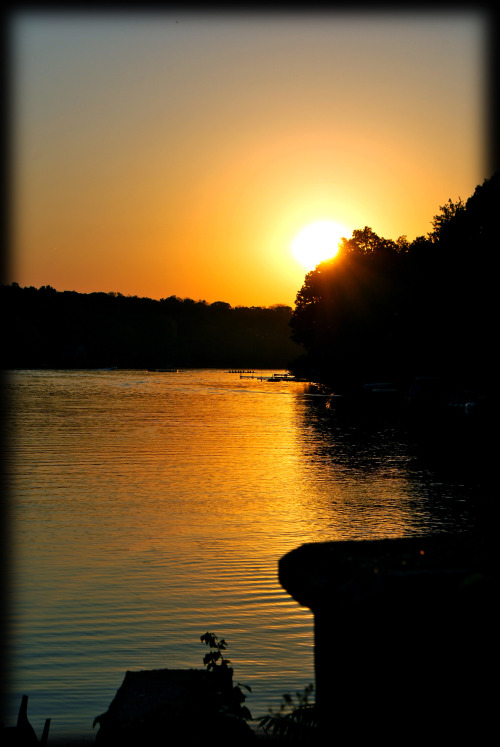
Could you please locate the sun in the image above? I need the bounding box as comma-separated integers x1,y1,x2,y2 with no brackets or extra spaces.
291,220,350,270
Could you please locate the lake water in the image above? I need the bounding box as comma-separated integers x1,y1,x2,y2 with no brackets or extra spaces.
4,369,483,742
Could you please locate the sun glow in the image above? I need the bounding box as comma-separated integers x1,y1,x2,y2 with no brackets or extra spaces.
291,220,350,270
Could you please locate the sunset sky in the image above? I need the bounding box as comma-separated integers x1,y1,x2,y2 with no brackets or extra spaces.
9,10,489,307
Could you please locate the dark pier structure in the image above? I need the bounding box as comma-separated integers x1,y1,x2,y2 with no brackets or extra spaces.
279,532,494,745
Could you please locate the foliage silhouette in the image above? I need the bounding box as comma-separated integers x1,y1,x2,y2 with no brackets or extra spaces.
258,683,318,742
290,173,498,395
200,632,252,723
1,286,301,370
200,633,319,742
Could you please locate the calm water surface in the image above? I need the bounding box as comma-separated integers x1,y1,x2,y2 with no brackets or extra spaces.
5,369,481,741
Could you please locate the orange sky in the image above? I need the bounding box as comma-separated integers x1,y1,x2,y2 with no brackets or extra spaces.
9,11,488,307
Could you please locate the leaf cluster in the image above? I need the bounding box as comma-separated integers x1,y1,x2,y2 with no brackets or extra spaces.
259,683,317,741
200,632,232,673
200,632,252,722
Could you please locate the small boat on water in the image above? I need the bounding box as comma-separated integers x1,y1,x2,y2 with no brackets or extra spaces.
259,373,308,382
147,368,180,373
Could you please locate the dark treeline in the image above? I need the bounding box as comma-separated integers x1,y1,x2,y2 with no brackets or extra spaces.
290,172,498,397
1,288,302,369
4,173,497,382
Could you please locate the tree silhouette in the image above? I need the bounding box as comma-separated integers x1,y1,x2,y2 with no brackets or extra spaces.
1,285,301,370
290,173,498,394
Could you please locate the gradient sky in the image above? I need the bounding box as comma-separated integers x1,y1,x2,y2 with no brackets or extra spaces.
9,10,488,307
